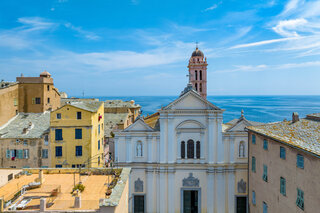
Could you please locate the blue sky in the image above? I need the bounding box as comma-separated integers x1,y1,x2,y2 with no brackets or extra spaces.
1,0,320,96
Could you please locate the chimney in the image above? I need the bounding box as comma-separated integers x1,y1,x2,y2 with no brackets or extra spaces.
39,169,44,184
292,112,299,123
40,198,46,212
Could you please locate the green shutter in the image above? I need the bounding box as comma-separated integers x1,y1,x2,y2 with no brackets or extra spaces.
18,150,23,159
6,149,10,158
252,156,256,172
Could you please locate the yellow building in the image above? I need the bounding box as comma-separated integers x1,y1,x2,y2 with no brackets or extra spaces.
50,101,104,168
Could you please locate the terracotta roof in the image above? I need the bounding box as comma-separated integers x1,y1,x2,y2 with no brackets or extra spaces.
144,112,160,130
247,117,320,157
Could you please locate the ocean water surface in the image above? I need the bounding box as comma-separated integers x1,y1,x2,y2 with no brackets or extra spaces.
88,96,320,123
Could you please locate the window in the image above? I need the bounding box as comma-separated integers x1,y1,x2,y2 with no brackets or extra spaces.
77,111,82,120
6,149,10,158
23,149,29,159
47,98,50,104
239,141,245,157
280,177,286,196
11,149,16,158
56,113,61,119
252,191,256,205
187,140,194,159
75,146,82,156
42,149,48,158
296,188,304,210
98,124,100,135
55,129,63,140
13,98,17,106
23,140,28,146
199,70,202,80
195,83,198,91
98,140,100,150
263,202,268,213
44,135,49,145
98,156,100,165
252,156,256,172
280,146,286,159
55,164,62,168
17,150,23,159
252,134,256,144
136,141,143,157
263,139,268,150
297,154,304,169
195,70,198,80
199,83,202,92
263,165,268,182
181,141,185,159
196,141,200,159
35,97,41,104
75,129,82,139
55,146,62,157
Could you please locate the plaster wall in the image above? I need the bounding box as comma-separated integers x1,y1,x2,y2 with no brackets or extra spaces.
248,131,320,213
0,84,18,126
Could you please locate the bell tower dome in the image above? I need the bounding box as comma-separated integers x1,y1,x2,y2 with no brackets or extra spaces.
188,45,208,99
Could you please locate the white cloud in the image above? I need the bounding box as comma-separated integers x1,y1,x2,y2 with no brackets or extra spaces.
230,37,300,49
203,4,218,12
272,18,308,37
64,23,100,40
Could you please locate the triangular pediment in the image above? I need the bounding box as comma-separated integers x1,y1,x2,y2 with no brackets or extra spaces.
226,117,255,132
163,90,220,110
123,118,155,132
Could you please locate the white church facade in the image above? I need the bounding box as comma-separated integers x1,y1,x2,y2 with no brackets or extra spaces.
114,48,262,213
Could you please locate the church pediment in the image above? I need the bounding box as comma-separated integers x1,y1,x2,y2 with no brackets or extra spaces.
163,90,220,111
123,118,155,132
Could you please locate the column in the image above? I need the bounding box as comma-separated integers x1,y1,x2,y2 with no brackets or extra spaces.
114,136,119,162
217,116,224,163
167,168,175,213
200,132,205,160
207,169,215,213
146,168,154,212
126,136,132,163
229,136,235,163
156,169,160,212
208,115,214,164
168,116,175,163
177,132,181,159
216,169,225,213
147,135,152,163
228,170,235,213
159,168,168,213
159,115,167,163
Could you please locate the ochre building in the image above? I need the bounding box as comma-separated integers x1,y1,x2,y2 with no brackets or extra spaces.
50,101,104,168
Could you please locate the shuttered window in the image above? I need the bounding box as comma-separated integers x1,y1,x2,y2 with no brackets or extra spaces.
252,134,256,144
280,177,286,196
297,154,304,169
75,129,82,139
262,165,268,182
55,129,63,140
263,139,268,150
187,140,194,159
296,188,304,210
252,191,256,205
252,156,256,172
181,141,185,159
280,146,286,159
196,141,200,159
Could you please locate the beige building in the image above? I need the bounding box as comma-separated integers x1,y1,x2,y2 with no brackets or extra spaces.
0,81,18,126
0,112,51,168
0,71,61,126
247,113,320,213
17,71,60,113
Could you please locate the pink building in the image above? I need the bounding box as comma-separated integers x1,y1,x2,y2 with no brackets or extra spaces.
188,46,208,99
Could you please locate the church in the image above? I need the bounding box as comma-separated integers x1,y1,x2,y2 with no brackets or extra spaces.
114,47,262,213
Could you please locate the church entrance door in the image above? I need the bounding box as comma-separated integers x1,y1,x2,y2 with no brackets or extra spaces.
183,190,198,213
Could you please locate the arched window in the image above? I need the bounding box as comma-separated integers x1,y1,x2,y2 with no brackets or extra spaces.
199,70,202,80
195,83,198,91
199,83,202,92
239,141,245,157
181,141,185,159
136,141,143,157
196,141,200,159
187,140,194,159
195,70,198,80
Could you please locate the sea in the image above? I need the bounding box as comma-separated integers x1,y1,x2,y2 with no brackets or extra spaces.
86,96,320,123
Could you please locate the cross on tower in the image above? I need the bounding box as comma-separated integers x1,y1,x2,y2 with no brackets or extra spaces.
195,41,198,49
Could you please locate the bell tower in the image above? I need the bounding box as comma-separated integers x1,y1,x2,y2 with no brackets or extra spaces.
188,45,208,99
